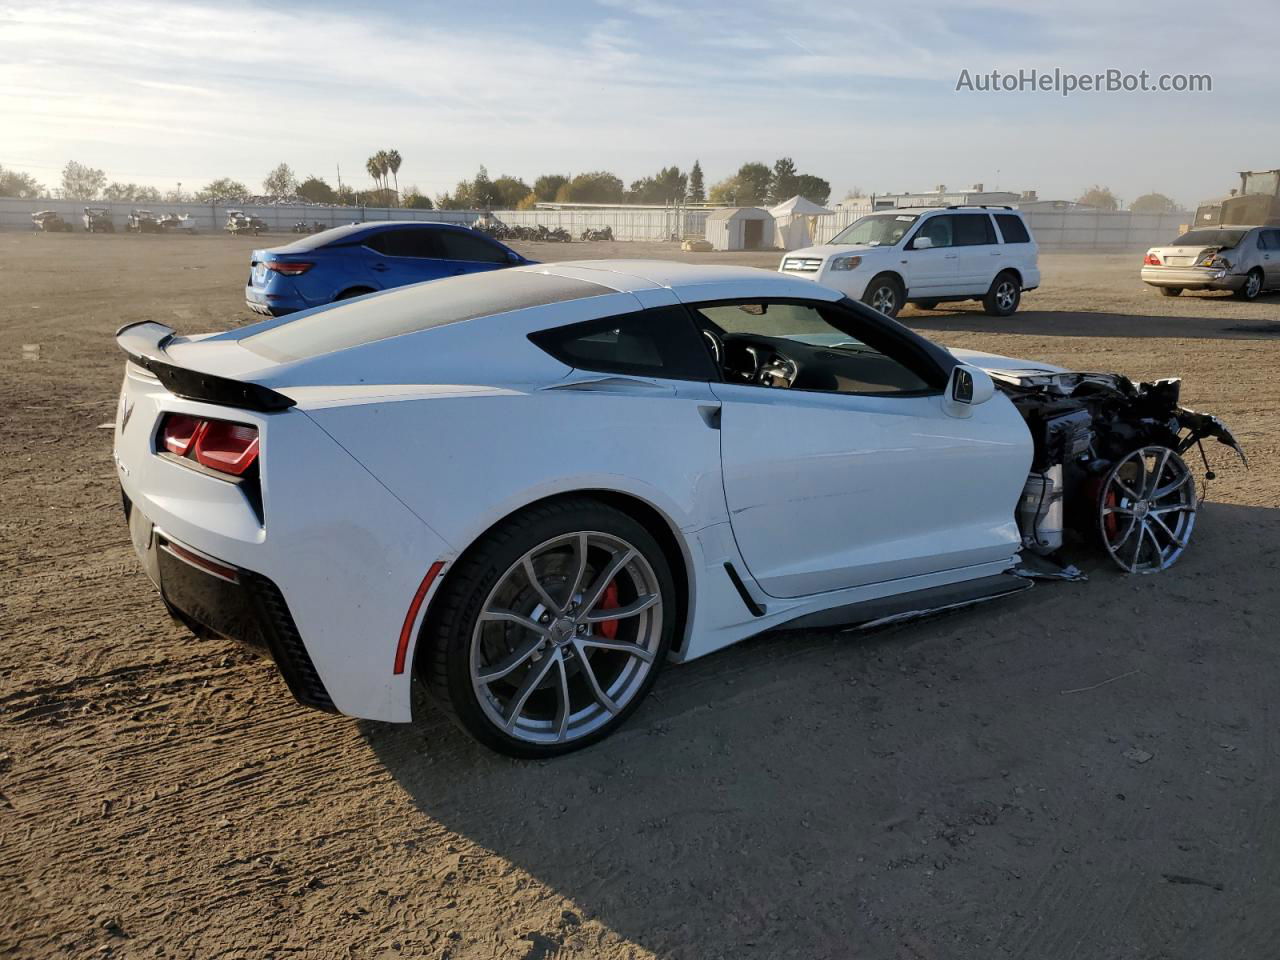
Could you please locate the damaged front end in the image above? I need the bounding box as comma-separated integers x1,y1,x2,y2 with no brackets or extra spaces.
994,371,1245,575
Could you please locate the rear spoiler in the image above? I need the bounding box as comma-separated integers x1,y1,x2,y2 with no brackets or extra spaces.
115,321,295,413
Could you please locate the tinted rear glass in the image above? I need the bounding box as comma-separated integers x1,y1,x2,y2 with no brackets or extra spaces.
440,230,508,263
954,214,997,246
994,214,1031,243
242,270,611,362
1172,229,1249,248
365,228,444,258
267,222,376,252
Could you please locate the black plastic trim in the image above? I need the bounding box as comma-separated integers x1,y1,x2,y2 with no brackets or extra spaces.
724,562,766,617
116,321,295,412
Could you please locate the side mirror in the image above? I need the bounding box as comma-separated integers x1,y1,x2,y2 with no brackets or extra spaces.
913,235,934,250
507,250,523,263
944,364,995,417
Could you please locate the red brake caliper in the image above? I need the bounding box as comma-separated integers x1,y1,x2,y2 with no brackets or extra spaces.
597,581,621,639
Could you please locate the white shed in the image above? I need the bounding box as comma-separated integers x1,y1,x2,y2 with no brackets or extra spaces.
768,195,834,250
705,207,774,251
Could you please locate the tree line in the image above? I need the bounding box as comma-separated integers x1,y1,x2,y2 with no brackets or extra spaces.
0,159,1187,215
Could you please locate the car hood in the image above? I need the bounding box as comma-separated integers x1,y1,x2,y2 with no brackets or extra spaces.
948,347,1067,377
783,243,897,260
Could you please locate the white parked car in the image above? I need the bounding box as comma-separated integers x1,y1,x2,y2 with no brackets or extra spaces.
113,261,1239,756
780,206,1040,318
1141,225,1280,300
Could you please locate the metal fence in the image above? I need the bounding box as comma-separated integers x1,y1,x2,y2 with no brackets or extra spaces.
0,197,705,241
3,196,1190,250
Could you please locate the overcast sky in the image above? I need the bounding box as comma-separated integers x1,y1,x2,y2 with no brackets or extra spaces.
2,0,1276,207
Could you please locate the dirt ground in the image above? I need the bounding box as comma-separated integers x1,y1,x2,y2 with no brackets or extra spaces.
2,233,1278,960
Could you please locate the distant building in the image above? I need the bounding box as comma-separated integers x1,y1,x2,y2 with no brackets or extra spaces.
841,184,1026,210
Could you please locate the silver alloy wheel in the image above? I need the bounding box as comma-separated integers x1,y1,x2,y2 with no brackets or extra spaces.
470,531,663,744
1245,271,1262,298
995,279,1018,312
870,283,897,315
1099,445,1197,574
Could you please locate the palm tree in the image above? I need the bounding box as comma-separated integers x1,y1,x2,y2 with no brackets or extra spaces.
374,150,391,203
366,155,382,194
386,149,402,205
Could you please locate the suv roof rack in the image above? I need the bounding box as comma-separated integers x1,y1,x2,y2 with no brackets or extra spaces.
944,204,1014,210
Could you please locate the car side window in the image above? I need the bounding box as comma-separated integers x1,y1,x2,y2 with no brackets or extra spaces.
529,306,718,382
1268,230,1280,249
439,230,509,263
691,300,938,396
907,215,954,249
994,214,1031,244
954,213,997,246
365,228,444,259
1256,230,1271,250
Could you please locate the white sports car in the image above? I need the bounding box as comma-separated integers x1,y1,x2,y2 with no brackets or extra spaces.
113,261,1243,756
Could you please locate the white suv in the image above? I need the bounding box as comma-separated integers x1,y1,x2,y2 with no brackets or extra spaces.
779,206,1040,318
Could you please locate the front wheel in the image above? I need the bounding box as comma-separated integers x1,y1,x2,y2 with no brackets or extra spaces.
422,498,676,757
861,274,903,318
1158,287,1182,297
983,272,1021,316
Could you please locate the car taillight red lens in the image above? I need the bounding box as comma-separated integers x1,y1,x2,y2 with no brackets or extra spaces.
161,413,203,456
1143,253,1162,266
159,414,259,476
264,260,314,276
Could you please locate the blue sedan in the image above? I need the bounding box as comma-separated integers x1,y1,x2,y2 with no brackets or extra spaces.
244,221,532,316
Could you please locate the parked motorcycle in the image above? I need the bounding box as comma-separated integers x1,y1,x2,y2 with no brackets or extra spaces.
580,226,614,242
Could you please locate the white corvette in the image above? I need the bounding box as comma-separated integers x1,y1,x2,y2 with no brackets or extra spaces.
113,261,1243,756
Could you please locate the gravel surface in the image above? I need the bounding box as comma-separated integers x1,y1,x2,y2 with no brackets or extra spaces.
2,233,1278,959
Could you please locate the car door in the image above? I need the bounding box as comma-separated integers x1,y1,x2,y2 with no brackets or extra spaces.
901,214,961,295
1259,230,1280,288
692,298,1031,599
361,227,450,287
437,228,518,277
952,213,1002,292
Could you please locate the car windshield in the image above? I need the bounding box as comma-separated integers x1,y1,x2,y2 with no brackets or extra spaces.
1172,229,1249,248
829,213,919,247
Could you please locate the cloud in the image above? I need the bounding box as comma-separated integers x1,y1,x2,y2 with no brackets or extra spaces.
0,0,1275,203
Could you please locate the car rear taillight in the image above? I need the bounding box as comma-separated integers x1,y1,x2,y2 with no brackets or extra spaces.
161,413,203,456
158,413,260,476
264,260,314,276
1143,253,1162,266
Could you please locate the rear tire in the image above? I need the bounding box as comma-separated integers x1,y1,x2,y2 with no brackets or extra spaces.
861,274,903,318
1158,287,1182,297
983,271,1021,317
421,497,675,758
1234,269,1263,301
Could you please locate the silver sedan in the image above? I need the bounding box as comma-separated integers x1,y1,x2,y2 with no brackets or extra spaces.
1141,225,1280,300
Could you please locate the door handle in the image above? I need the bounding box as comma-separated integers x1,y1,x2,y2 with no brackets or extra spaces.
370,263,389,272
991,250,1002,256
944,254,959,259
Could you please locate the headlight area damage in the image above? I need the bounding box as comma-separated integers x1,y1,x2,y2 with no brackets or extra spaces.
995,371,1246,576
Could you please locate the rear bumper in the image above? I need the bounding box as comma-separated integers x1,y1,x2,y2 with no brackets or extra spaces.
244,284,303,316
1141,266,1244,290
124,491,335,712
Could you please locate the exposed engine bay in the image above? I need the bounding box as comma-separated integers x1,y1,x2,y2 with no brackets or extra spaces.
996,370,1246,574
